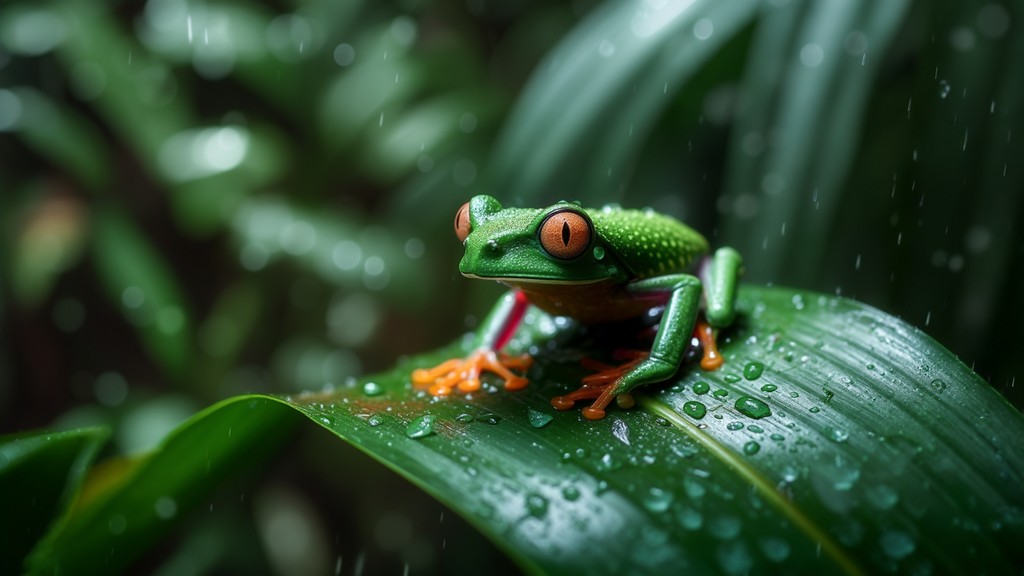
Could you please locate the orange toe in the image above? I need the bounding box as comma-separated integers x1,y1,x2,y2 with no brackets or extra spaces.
412,349,532,396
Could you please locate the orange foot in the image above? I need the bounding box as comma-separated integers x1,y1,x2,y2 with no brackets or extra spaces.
551,350,648,420
412,349,533,396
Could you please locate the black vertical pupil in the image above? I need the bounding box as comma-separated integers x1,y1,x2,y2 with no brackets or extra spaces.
561,220,571,245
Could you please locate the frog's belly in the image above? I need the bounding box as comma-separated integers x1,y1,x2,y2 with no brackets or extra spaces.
504,280,667,325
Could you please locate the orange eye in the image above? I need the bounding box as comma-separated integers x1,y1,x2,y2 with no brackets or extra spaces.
454,202,471,243
539,210,592,259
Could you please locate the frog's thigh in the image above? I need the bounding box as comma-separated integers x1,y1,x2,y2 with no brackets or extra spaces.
702,247,742,328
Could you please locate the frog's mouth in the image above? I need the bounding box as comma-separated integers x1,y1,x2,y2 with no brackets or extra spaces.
462,273,610,287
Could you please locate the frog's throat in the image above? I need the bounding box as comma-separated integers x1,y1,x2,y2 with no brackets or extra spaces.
462,273,607,287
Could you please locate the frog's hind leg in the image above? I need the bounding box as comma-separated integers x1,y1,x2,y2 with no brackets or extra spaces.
552,351,648,416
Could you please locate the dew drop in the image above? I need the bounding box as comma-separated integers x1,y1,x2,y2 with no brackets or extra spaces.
525,493,549,518
880,529,915,559
455,413,474,423
692,381,710,395
743,441,760,455
367,414,384,427
405,414,436,439
760,383,777,392
723,374,741,384
865,483,899,510
713,389,729,399
362,381,383,396
683,401,707,420
828,427,850,443
527,408,553,428
678,506,703,530
727,421,745,431
611,419,630,445
735,396,771,419
562,485,581,501
759,537,791,562
643,487,674,512
743,361,764,380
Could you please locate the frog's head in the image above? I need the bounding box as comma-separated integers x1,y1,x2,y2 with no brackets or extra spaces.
453,195,627,285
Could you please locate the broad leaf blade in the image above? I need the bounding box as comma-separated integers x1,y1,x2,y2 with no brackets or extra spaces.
288,285,1024,574
0,427,108,575
720,1,912,284
28,286,1024,574
26,398,299,575
487,0,760,203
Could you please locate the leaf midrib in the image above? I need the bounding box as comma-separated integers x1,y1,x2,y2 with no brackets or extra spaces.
638,394,864,576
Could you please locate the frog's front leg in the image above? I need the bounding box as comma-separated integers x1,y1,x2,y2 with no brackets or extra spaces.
412,290,534,395
552,274,703,420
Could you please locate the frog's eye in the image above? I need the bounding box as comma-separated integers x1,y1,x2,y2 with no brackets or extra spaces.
454,202,471,243
539,209,592,260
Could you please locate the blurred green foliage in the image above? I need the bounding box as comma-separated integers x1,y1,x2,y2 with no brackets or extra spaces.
1,0,1021,573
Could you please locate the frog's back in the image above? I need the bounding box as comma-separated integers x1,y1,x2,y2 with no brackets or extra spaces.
588,207,708,279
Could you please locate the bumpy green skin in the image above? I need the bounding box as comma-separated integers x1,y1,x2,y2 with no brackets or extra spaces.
461,195,743,407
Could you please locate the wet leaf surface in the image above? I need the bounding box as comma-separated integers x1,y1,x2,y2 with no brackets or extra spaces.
23,285,1024,574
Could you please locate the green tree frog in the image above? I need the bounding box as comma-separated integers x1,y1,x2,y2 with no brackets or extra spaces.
413,195,743,420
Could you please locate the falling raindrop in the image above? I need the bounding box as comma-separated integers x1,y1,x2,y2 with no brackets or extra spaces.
938,80,951,99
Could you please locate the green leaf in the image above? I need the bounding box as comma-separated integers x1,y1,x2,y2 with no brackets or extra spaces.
487,0,760,203
720,1,912,283
28,285,1024,574
27,398,299,575
0,427,108,575
90,206,193,381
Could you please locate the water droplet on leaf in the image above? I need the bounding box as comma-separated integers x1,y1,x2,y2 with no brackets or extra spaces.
611,419,630,445
525,493,548,518
527,408,553,428
562,485,581,501
735,396,771,419
406,414,436,439
743,362,764,380
880,529,915,559
643,487,674,512
683,401,707,419
692,381,710,395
